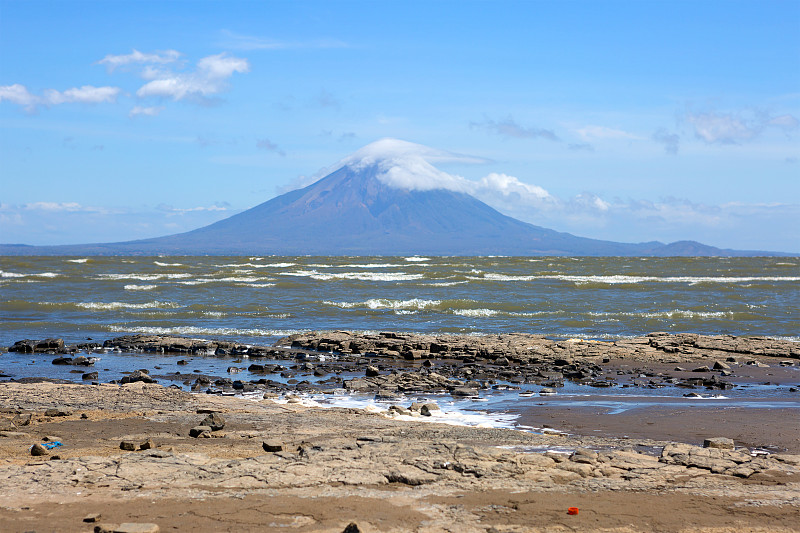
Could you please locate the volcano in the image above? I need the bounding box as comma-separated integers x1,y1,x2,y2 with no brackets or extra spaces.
0,139,774,256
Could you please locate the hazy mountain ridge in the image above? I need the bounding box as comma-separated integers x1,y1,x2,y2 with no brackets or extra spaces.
0,141,789,256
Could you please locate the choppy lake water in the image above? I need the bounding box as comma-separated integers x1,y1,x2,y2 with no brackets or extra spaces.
1,256,798,346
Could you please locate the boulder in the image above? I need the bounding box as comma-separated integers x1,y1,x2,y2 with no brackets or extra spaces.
44,408,71,417
120,441,137,451
120,370,155,384
262,440,283,452
703,437,735,449
200,413,225,431
30,443,49,456
189,426,212,438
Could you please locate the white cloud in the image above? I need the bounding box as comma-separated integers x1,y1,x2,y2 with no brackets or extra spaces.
43,85,120,105
157,203,230,215
97,49,182,71
129,105,164,117
0,84,38,110
769,114,800,130
687,111,798,144
136,53,249,102
475,173,552,201
576,125,641,141
0,83,120,110
471,116,559,141
687,112,757,144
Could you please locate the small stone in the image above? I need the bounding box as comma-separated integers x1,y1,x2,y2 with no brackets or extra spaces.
189,426,212,438
200,413,225,431
139,438,155,450
365,365,380,377
343,523,362,533
31,443,49,456
120,440,137,451
420,404,439,417
12,413,31,426
83,513,102,523
713,361,731,370
704,437,735,449
82,371,99,380
44,408,71,417
94,523,118,533
262,440,283,452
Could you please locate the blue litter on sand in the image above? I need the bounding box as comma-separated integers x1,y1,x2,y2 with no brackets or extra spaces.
41,441,62,449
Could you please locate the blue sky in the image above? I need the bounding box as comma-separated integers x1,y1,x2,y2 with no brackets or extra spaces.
1,0,798,252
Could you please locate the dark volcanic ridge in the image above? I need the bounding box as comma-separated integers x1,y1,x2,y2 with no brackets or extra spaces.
0,139,787,256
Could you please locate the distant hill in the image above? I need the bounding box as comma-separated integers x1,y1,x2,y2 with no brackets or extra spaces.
0,139,786,256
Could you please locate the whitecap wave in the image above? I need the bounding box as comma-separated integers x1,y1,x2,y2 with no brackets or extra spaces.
154,261,183,267
480,273,800,284
454,308,499,317
282,270,424,282
67,258,89,263
324,298,442,310
97,273,192,281
405,256,430,262
111,325,305,337
124,284,158,291
75,301,180,310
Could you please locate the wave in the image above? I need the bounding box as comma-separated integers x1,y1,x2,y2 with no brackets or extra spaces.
478,273,800,284
109,325,305,337
405,256,430,262
588,310,733,319
0,271,59,279
124,284,158,291
75,301,181,310
324,298,442,310
154,261,184,267
281,270,425,282
97,273,193,281
454,308,499,317
218,262,296,269
67,258,89,263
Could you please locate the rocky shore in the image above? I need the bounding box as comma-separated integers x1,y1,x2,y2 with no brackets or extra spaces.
1,381,799,532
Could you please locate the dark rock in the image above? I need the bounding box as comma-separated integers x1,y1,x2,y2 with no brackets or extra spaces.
83,513,102,523
262,440,283,452
82,371,99,380
365,365,380,377
200,413,225,431
44,408,71,417
189,426,211,438
12,413,31,426
120,440,137,451
343,523,362,533
139,438,155,450
51,357,73,365
31,443,49,456
120,370,155,384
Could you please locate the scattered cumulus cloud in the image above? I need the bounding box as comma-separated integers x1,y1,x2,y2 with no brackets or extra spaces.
0,83,120,111
97,49,182,72
686,110,799,144
129,105,164,118
136,53,250,102
156,202,230,215
652,128,680,155
567,142,594,152
256,138,286,156
471,116,559,141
